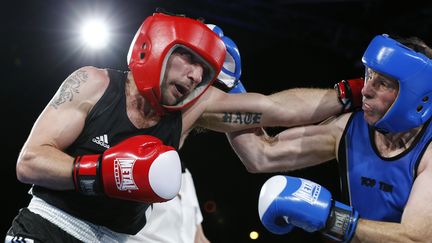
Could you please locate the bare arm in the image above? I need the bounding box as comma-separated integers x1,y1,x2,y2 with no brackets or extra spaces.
16,66,109,190
352,146,432,243
194,224,211,243
227,113,351,173
193,87,342,133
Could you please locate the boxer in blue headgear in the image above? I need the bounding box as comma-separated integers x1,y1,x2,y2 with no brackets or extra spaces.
227,34,432,242
362,34,432,133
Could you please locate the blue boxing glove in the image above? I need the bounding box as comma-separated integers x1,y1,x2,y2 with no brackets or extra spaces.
228,80,246,94
258,175,359,242
207,24,242,92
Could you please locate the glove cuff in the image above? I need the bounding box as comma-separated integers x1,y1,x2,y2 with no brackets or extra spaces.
335,78,364,114
334,80,352,114
73,154,103,195
322,201,359,243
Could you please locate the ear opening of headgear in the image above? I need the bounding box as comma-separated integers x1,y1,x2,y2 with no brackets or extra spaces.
362,34,432,133
127,11,226,115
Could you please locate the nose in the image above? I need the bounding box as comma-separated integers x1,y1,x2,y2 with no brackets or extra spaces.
361,79,374,99
187,65,203,87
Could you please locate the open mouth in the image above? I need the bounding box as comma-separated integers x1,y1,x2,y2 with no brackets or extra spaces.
174,84,189,96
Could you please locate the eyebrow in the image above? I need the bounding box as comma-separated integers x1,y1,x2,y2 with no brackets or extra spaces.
368,69,396,83
173,47,213,80
184,53,211,76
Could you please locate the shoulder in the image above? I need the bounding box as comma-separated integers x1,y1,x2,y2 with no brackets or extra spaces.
65,66,109,89
417,142,432,175
181,87,226,133
324,112,352,159
51,66,110,109
320,112,351,131
66,66,109,98
196,86,227,104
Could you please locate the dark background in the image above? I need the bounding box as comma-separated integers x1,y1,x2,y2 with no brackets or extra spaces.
2,1,432,242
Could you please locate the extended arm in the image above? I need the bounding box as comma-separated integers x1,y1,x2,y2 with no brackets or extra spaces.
268,87,342,121
227,113,350,173
352,147,432,242
191,25,362,133
16,66,109,190
191,87,341,133
194,224,211,243
193,76,363,133
267,87,344,127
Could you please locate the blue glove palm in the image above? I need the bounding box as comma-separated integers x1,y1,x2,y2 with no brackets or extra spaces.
207,24,242,92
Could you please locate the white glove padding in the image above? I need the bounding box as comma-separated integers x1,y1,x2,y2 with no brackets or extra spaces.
207,24,242,90
228,80,246,94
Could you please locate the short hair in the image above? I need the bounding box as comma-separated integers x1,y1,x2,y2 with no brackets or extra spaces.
395,36,432,58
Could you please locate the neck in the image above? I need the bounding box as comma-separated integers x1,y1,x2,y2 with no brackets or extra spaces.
126,72,158,117
375,126,423,151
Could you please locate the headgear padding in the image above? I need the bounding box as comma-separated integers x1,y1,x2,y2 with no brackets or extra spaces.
127,13,226,114
362,34,432,133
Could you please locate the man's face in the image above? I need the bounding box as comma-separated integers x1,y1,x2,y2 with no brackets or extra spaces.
361,68,399,125
160,49,208,106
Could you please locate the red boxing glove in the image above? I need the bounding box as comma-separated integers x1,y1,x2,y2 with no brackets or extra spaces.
73,135,181,203
334,78,364,113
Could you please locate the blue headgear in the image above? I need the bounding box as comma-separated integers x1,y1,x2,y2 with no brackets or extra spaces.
362,34,432,133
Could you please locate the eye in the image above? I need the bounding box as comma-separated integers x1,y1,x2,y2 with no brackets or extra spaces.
364,70,374,82
180,53,193,63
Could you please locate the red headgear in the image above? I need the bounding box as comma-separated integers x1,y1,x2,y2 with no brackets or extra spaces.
127,13,226,114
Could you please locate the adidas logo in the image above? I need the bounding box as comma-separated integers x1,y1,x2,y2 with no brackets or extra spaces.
92,134,110,148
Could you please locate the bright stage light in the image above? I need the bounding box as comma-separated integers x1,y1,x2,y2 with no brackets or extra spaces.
249,231,259,240
80,19,110,49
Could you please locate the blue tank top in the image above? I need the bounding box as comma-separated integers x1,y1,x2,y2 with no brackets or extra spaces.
338,111,432,222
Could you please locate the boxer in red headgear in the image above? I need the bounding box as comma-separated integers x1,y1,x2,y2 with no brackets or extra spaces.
128,13,226,114
8,9,353,242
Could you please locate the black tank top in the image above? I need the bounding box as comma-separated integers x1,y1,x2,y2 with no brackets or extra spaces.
32,69,182,234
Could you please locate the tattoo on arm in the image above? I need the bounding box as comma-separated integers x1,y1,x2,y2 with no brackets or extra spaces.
222,112,262,124
50,70,88,109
